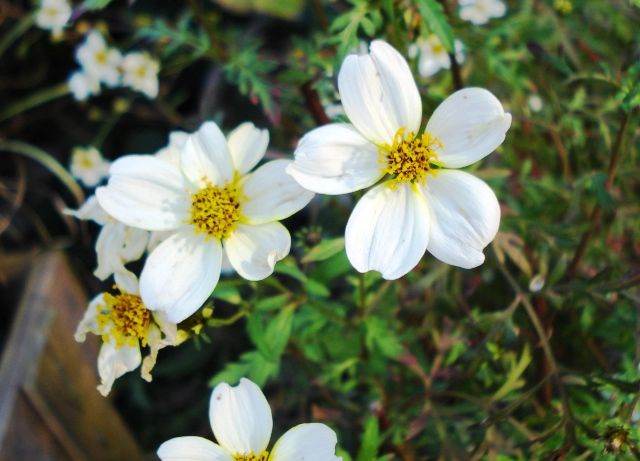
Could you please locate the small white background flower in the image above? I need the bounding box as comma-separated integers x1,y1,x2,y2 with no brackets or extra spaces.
121,51,160,98
96,121,314,323
157,377,342,461
35,0,72,33
459,0,507,25
408,34,465,78
70,145,111,187
68,70,101,101
76,31,122,87
288,40,511,279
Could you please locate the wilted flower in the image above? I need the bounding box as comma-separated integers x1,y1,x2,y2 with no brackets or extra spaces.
408,34,465,78
96,121,314,322
459,0,507,25
35,0,72,33
158,377,342,461
66,195,149,280
288,40,511,279
70,145,111,187
121,51,160,98
68,70,101,101
76,31,122,87
75,272,179,396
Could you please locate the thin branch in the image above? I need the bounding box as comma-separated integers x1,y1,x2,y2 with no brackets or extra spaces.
301,81,330,126
187,0,228,62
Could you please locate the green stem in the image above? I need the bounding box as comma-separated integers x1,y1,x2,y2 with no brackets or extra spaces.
0,14,35,59
0,139,84,205
0,82,70,123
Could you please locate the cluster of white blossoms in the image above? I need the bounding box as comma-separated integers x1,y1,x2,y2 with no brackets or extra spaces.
288,40,511,279
408,34,465,78
35,0,72,34
158,378,341,461
459,0,507,25
68,30,160,101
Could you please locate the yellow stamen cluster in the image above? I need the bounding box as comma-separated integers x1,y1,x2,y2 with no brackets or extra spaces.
381,128,442,184
234,453,269,461
95,49,108,65
96,290,151,348
190,182,242,239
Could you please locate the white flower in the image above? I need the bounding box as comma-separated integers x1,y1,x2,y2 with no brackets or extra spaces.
96,121,314,323
287,40,511,279
75,271,179,396
70,145,111,187
154,130,189,167
158,377,341,461
528,94,543,112
121,51,160,98
76,31,122,87
408,35,465,78
459,0,507,25
66,195,149,280
35,0,72,33
68,70,101,101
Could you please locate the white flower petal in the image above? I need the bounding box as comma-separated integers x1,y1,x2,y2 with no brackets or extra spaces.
227,122,269,175
288,123,383,195
345,181,430,280
209,378,272,456
158,436,232,461
65,194,110,225
422,169,500,268
270,423,342,461
96,340,141,396
224,222,290,281
114,269,140,295
74,294,104,342
140,230,222,323
241,160,314,224
426,88,512,168
94,222,148,280
338,40,422,145
96,155,189,231
181,122,234,188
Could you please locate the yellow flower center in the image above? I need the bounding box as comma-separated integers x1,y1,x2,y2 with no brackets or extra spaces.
234,453,269,461
95,49,108,65
96,290,151,348
431,43,445,54
380,128,442,184
189,182,242,239
135,65,148,78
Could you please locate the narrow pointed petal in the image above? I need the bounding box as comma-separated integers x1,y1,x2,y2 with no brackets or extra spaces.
345,181,430,279
288,123,383,194
96,155,189,231
209,378,273,456
224,222,290,281
227,122,269,175
422,170,500,268
158,437,232,461
140,230,222,323
181,121,234,188
241,159,314,223
270,423,341,461
338,40,422,145
96,340,141,396
426,88,511,168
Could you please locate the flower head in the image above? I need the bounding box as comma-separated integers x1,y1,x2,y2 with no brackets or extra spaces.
287,40,511,279
70,145,111,187
96,121,314,323
158,378,342,461
408,34,465,78
76,31,122,87
68,70,101,101
121,51,160,98
75,271,179,396
459,0,507,25
35,0,72,33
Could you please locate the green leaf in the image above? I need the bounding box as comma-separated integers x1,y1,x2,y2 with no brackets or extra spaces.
82,0,113,10
209,351,278,387
211,283,242,304
306,278,331,297
302,237,346,263
491,344,532,401
356,415,382,461
415,0,455,52
248,307,295,360
364,316,403,359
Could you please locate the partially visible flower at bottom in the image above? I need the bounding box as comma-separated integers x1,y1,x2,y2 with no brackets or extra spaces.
70,145,111,187
75,271,181,396
66,195,149,281
158,377,342,461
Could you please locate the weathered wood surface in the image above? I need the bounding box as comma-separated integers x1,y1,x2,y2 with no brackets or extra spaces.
0,252,146,461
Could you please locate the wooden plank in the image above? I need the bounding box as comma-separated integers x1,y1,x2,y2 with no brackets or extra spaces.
0,252,145,460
